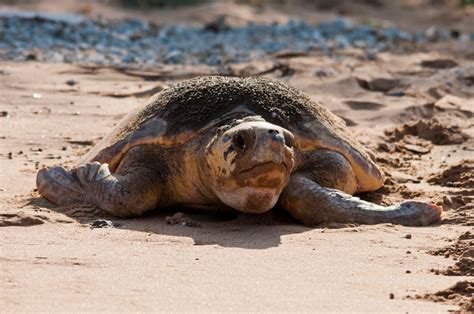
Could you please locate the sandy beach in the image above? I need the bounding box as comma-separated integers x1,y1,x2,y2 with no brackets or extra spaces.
1,1,473,312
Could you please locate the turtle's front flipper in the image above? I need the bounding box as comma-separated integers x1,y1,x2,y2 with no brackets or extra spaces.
279,175,442,226
37,165,87,206
37,162,162,217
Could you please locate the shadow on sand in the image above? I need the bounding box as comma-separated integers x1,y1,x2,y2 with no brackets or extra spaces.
27,197,310,250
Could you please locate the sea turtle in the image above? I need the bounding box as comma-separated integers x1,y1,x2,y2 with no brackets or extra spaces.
36,76,442,226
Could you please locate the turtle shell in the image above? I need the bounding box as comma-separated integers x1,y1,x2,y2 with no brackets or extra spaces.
83,76,384,191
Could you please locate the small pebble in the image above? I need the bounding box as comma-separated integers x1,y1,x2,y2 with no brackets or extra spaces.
315,69,328,78
386,90,405,97
0,12,465,66
91,219,116,229
405,234,412,239
66,79,77,86
389,293,394,299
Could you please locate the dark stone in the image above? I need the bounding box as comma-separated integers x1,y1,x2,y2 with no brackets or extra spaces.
91,219,116,228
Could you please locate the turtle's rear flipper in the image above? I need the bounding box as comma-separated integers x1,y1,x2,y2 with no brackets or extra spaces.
280,175,442,226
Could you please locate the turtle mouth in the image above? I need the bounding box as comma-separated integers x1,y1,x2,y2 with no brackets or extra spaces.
234,161,288,189
237,161,288,177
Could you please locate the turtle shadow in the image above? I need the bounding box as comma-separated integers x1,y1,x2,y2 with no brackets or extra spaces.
27,197,309,250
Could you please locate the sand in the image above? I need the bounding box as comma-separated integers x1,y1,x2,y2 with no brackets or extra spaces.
1,1,473,312
1,53,472,312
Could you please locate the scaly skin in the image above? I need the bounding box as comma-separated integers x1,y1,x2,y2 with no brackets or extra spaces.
37,161,162,217
280,175,442,226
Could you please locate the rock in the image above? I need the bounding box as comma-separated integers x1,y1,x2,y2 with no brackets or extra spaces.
66,79,77,86
204,15,230,33
164,50,184,64
91,219,116,228
166,212,201,228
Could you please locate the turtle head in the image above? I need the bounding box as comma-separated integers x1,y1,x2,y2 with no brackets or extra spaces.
205,118,295,213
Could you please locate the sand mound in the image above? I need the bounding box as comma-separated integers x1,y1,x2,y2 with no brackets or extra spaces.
428,160,474,188
385,118,469,145
355,77,401,93
408,281,473,312
0,211,47,227
429,231,474,276
397,96,473,122
420,58,459,69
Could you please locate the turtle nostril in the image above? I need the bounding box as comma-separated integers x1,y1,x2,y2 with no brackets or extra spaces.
233,134,246,150
268,129,279,134
284,133,294,148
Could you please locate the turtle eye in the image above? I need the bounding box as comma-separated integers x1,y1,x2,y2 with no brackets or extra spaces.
233,134,246,150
